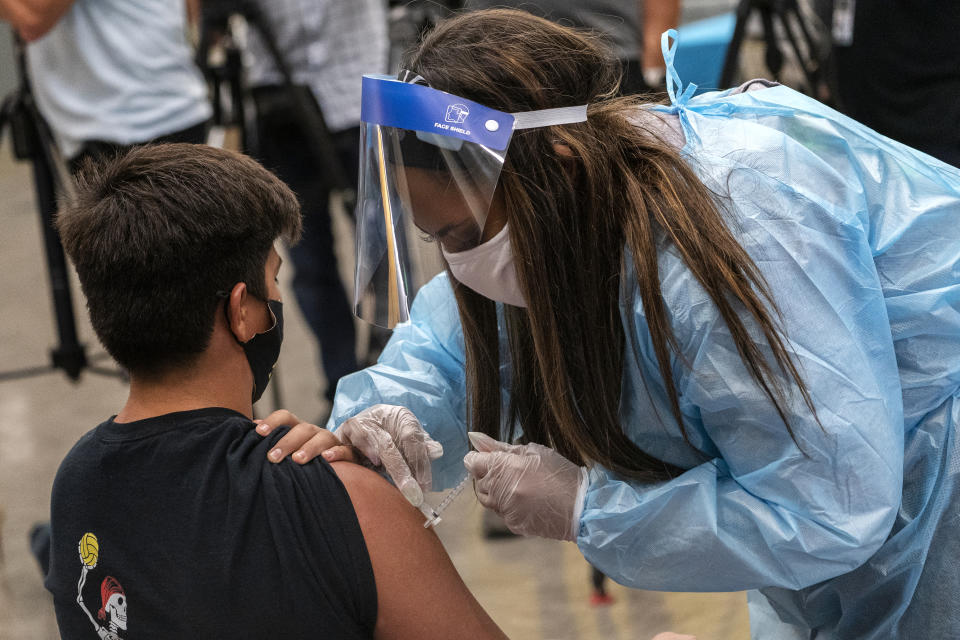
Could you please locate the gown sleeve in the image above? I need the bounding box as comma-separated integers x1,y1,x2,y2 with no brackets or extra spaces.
328,273,471,489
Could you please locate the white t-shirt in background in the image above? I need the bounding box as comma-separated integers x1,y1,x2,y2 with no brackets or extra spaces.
26,0,212,159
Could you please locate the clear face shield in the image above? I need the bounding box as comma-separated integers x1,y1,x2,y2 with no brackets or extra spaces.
355,72,587,328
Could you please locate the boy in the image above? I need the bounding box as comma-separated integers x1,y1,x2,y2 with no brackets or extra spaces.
47,143,506,639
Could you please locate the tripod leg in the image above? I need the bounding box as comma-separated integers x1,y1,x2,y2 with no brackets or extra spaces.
760,6,784,79
27,113,87,381
780,16,807,91
226,46,247,152
719,0,756,89
777,5,824,97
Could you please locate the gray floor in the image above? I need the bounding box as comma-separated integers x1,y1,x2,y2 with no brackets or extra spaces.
0,131,750,640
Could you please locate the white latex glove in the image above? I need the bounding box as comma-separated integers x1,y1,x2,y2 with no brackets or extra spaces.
336,404,444,507
463,432,589,541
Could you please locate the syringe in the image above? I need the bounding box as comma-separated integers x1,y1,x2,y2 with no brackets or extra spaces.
418,474,471,529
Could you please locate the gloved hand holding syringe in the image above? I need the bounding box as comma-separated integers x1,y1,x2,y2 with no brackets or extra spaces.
340,405,472,528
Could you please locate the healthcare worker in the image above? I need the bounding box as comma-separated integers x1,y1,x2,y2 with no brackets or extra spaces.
257,9,960,638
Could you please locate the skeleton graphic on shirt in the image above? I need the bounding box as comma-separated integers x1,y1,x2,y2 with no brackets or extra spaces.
76,533,127,639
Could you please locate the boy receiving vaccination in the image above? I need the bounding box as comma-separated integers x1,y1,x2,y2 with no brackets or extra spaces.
46,143,507,639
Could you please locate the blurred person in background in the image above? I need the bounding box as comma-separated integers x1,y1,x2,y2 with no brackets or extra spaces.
463,0,681,92
244,0,390,418
831,0,960,168
0,0,211,169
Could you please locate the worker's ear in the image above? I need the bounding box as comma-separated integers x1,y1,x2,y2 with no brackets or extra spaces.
552,141,578,180
552,142,575,158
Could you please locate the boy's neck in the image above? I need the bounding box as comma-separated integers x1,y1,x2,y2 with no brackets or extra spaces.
115,353,253,423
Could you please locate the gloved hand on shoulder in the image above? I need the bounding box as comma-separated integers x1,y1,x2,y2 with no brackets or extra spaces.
335,404,444,506
254,405,443,508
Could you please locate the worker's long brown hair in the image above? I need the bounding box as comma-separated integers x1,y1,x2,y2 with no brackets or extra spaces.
405,9,816,481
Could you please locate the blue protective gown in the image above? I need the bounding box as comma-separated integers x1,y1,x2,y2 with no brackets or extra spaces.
331,77,960,638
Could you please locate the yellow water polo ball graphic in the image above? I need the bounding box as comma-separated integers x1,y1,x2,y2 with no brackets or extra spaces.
78,532,99,569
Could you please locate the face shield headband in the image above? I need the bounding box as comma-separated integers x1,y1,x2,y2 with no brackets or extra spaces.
354,71,588,328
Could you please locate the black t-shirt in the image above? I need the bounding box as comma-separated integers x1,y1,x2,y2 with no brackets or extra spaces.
45,408,377,639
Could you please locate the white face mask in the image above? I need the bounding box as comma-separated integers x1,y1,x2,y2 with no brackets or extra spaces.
441,224,527,308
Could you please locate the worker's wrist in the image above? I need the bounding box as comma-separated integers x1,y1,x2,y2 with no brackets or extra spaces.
567,466,589,542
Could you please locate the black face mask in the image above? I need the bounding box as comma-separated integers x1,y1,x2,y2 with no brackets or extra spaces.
227,298,284,404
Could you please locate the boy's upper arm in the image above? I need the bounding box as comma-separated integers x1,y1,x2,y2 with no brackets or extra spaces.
331,461,508,640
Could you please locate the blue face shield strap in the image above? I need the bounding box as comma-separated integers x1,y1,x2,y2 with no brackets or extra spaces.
399,70,590,130
360,74,588,148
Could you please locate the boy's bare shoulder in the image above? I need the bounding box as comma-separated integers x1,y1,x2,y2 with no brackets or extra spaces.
328,461,419,526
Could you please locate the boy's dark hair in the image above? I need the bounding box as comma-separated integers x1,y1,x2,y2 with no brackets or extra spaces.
56,143,302,376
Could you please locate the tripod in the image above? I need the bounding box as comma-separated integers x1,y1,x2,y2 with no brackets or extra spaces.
719,0,837,104
0,35,123,383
